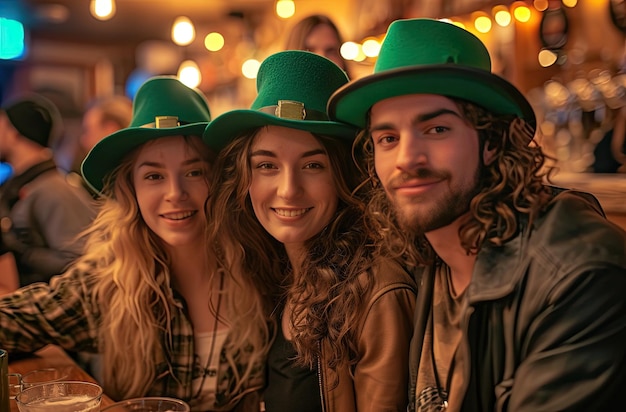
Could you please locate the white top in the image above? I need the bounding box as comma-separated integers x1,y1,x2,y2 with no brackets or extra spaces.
192,328,230,409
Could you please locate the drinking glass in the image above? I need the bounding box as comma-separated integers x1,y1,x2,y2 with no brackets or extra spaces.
101,396,191,411
0,349,9,411
21,367,69,389
15,380,102,412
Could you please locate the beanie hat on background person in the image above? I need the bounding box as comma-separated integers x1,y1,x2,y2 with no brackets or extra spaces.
1,93,63,148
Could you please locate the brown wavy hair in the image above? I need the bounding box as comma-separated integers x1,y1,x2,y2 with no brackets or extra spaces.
209,126,374,373
356,98,555,267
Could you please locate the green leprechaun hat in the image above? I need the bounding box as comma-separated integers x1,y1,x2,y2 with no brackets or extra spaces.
327,18,536,136
203,50,357,151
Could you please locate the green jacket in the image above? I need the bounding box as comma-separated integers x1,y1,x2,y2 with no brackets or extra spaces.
408,189,626,411
0,268,263,411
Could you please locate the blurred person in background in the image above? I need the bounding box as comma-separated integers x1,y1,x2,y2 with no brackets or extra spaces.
285,14,352,78
67,95,133,196
0,93,97,287
79,95,133,155
0,162,17,295
0,76,271,411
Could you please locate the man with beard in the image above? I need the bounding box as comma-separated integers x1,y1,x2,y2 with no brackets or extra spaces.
328,18,626,412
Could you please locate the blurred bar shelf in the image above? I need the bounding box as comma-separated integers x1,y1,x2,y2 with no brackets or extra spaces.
551,172,626,230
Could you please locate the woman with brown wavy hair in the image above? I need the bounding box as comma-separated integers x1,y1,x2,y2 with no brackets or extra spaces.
204,50,415,412
328,18,626,412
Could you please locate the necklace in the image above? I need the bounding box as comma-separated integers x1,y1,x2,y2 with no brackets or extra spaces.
430,307,449,410
193,271,225,400
430,264,451,411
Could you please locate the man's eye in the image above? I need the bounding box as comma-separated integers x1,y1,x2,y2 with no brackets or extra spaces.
426,125,449,134
374,134,397,145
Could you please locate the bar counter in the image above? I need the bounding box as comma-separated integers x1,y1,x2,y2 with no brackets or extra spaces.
7,345,114,411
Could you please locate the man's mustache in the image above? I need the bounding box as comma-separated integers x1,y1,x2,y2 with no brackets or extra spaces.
388,168,448,186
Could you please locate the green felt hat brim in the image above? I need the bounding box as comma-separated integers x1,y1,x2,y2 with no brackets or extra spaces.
81,122,207,194
328,64,536,133
204,109,357,152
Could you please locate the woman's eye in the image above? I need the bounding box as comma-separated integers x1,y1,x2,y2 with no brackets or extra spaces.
304,162,324,169
145,173,162,180
187,169,204,177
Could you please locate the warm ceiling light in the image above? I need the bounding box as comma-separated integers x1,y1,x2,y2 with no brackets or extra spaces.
90,0,116,21
340,42,359,61
512,2,532,22
538,49,558,67
474,15,492,33
172,16,195,46
276,0,295,19
562,0,577,7
493,5,511,27
353,46,367,62
362,38,381,58
204,32,224,52
533,0,549,12
178,60,201,88
242,59,261,79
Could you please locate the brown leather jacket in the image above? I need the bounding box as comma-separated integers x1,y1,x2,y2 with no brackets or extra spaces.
319,256,416,412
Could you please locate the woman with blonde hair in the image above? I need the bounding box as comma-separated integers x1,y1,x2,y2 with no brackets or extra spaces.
204,51,415,412
0,76,272,411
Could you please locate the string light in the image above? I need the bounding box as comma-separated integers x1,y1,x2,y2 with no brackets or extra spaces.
275,0,295,19
89,0,115,21
533,0,549,12
242,59,261,79
512,2,532,23
474,14,492,33
340,41,359,61
361,38,381,58
178,60,201,88
538,49,558,67
204,32,224,52
492,5,512,27
172,16,195,46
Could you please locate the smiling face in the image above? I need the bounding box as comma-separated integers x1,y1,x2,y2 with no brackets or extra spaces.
133,135,210,253
248,126,339,253
369,94,486,235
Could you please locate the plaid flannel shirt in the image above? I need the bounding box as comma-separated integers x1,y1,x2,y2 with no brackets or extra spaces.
0,267,264,411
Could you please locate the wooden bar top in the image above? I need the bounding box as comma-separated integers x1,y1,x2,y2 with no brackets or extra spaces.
7,345,114,411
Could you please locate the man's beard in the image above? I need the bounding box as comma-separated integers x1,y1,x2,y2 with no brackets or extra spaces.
388,166,481,236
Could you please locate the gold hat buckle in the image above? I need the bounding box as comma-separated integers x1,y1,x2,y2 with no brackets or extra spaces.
275,100,306,120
